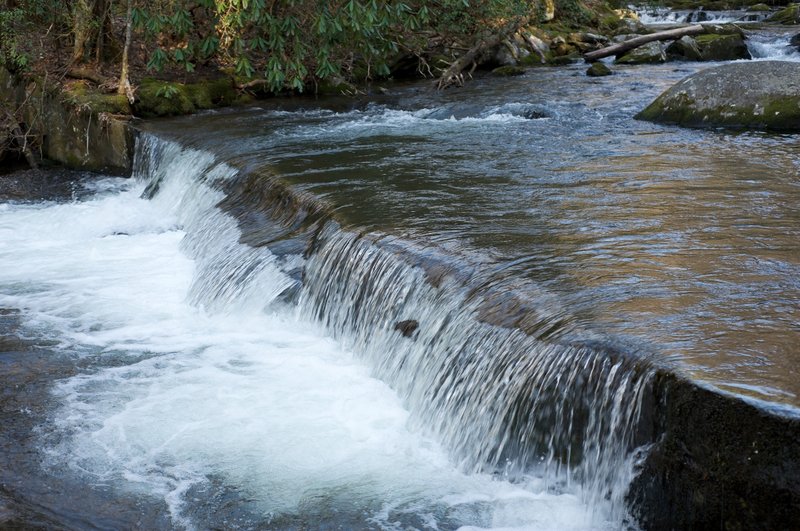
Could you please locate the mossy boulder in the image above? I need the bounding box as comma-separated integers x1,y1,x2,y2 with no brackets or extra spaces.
767,3,800,24
749,3,770,11
134,78,237,118
616,41,667,64
636,61,800,131
586,62,613,76
491,65,526,77
694,32,751,60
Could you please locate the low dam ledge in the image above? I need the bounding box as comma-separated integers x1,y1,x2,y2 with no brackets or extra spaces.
137,124,800,530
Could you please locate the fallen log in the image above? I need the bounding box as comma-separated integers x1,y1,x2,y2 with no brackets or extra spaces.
67,67,111,85
583,24,705,62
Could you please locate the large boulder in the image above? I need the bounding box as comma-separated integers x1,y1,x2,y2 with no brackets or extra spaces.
664,25,750,62
694,32,751,60
636,61,800,131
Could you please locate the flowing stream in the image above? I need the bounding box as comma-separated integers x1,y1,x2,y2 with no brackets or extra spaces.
1,26,799,531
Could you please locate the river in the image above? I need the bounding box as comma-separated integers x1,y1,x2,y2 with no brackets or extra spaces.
0,25,798,531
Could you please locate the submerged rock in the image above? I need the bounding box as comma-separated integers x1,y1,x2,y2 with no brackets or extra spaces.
586,62,613,76
491,65,526,77
636,61,800,131
394,320,419,338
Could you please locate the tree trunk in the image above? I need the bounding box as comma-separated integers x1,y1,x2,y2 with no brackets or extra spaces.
583,25,705,62
543,0,555,22
72,0,96,63
93,0,111,64
118,0,133,102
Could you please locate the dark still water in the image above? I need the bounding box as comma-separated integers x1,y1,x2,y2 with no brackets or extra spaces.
147,58,800,411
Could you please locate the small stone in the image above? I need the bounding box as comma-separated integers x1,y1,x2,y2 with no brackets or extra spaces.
394,320,419,338
586,62,613,77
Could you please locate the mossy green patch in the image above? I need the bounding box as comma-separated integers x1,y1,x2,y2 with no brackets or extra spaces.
586,62,612,76
62,82,131,115
762,96,800,130
134,77,238,118
767,4,800,24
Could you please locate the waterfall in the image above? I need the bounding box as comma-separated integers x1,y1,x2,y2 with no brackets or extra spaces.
129,131,658,522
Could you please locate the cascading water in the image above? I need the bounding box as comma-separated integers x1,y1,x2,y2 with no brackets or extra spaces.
747,29,800,62
631,6,771,25
0,131,658,529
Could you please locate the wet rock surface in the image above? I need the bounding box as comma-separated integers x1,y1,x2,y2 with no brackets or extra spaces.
636,61,800,131
0,168,90,202
629,372,800,531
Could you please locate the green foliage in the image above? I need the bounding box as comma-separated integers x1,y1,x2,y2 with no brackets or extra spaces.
0,7,30,71
126,0,543,93
4,0,581,96
155,83,179,99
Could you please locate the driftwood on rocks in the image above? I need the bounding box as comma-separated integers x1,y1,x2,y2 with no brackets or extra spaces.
436,33,506,90
583,24,705,62
437,18,528,90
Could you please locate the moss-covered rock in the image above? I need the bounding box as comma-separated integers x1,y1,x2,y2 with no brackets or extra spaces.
586,62,613,76
749,3,770,11
767,3,800,24
491,65,526,77
616,41,667,64
636,61,800,131
62,81,131,115
134,78,237,118
694,32,751,60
